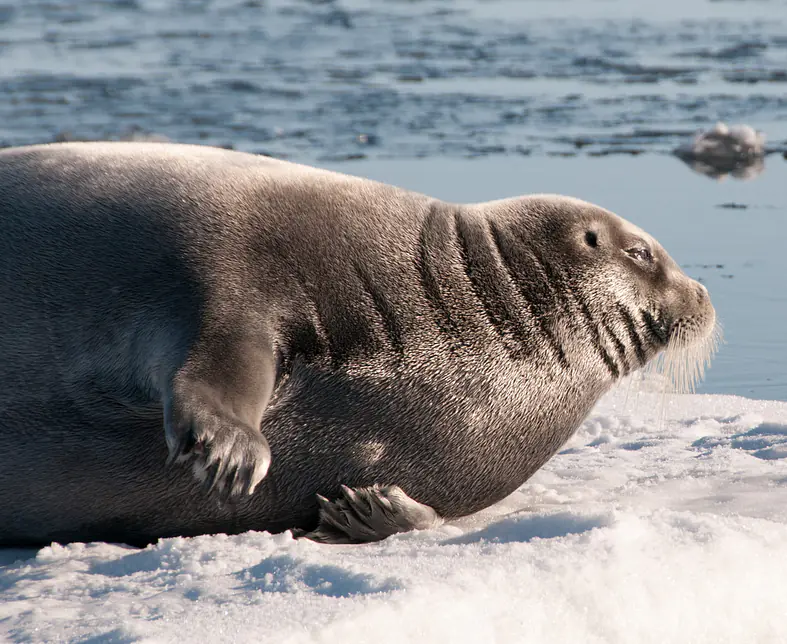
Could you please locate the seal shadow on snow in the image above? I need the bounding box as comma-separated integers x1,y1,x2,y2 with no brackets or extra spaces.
618,439,661,451
692,422,787,460
236,554,401,598
88,548,171,578
73,629,141,644
443,511,609,545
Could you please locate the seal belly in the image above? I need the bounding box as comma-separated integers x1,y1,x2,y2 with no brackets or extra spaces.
257,355,595,522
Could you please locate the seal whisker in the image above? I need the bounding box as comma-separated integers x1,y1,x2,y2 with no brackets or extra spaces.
647,320,722,394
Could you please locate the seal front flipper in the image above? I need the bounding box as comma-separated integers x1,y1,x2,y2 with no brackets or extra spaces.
301,485,444,544
164,330,277,499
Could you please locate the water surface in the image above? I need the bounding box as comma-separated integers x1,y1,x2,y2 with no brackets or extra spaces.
1,0,786,159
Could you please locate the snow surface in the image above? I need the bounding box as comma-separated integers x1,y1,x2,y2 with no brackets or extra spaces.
3,383,787,644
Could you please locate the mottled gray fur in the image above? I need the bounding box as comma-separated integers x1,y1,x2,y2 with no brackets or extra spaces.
0,142,715,547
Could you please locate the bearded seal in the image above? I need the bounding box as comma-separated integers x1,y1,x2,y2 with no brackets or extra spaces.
0,142,718,547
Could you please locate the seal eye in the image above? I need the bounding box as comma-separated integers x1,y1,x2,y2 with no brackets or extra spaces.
626,247,653,263
585,231,598,248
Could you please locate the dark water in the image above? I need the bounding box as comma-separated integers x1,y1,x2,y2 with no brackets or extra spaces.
1,0,785,399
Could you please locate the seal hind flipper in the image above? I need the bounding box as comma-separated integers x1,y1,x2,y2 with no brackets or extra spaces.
301,484,444,544
164,330,277,500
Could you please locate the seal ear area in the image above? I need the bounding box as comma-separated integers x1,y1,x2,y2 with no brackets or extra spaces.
584,230,599,248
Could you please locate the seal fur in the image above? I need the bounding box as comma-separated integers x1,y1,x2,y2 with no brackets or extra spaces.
0,142,717,546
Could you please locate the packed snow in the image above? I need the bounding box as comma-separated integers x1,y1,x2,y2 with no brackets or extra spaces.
3,382,787,644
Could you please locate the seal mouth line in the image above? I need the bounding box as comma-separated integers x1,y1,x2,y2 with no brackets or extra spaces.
453,212,531,360
487,220,568,368
351,258,406,356
617,304,647,367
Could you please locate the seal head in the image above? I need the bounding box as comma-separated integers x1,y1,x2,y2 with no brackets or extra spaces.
470,194,716,387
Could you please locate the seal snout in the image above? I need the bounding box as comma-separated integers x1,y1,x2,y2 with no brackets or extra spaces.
695,281,710,306
649,273,720,394
666,277,716,347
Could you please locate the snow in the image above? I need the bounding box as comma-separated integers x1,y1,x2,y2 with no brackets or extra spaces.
3,384,787,644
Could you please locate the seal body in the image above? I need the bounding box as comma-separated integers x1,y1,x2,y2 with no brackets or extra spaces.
0,142,716,546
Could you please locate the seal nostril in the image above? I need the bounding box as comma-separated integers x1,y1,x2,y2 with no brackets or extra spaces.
696,283,708,304
585,231,598,248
